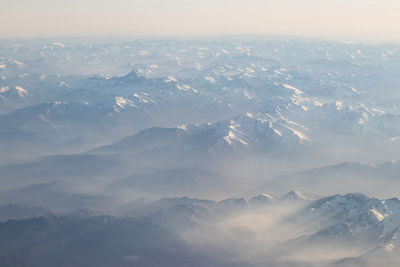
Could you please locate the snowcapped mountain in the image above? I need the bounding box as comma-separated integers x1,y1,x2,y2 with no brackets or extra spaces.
91,112,310,156
150,192,400,265
308,193,400,239
127,190,317,217
84,191,400,263
1,38,400,266
278,193,400,266
1,190,400,266
305,102,400,137
1,38,400,162
180,112,311,150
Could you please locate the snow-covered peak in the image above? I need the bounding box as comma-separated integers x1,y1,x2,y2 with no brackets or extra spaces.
310,193,383,217
308,193,400,240
281,190,315,202
113,96,137,112
249,193,276,206
179,112,310,152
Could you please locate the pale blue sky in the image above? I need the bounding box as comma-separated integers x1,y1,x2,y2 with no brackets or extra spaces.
1,0,399,41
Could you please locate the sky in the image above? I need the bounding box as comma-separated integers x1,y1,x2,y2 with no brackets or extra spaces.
1,0,400,42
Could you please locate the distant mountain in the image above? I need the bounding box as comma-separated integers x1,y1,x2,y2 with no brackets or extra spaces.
91,112,310,156
1,192,400,266
0,204,50,222
253,161,400,198
0,101,153,158
113,167,225,198
306,102,400,137
2,39,400,162
0,182,114,214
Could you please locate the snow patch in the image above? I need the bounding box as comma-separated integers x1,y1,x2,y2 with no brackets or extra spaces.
177,84,191,92
243,90,254,100
385,243,395,252
0,86,9,93
369,208,385,221
205,76,216,84
52,42,65,48
222,49,229,54
15,86,27,97
114,96,136,112
13,60,25,68
164,76,177,83
59,82,71,88
336,101,343,110
283,84,304,95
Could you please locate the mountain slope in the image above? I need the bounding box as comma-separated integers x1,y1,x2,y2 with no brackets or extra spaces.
90,112,310,155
